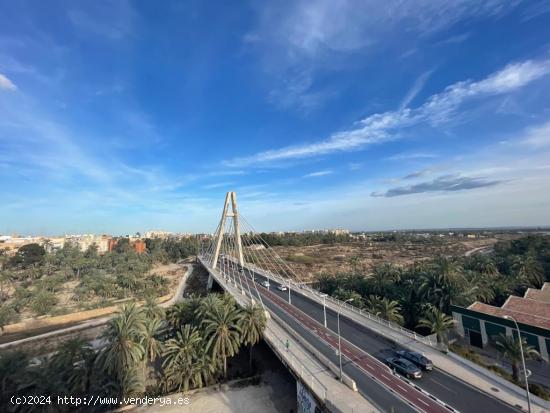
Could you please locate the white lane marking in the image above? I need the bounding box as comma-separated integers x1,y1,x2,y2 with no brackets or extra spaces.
430,378,456,394
417,398,430,406
397,384,409,393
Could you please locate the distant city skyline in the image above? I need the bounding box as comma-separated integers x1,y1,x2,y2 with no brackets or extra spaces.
2,225,550,239
1,1,550,234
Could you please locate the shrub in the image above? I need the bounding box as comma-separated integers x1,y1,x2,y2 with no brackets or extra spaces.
529,383,550,401
30,290,57,316
286,254,316,265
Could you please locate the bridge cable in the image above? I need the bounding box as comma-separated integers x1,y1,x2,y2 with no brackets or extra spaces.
239,218,297,288
237,228,267,311
240,215,308,285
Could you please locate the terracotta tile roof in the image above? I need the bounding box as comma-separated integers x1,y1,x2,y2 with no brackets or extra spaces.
524,288,550,304
502,295,550,317
467,301,550,331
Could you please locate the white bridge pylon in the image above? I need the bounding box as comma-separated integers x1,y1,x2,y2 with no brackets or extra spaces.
201,192,306,309
212,191,244,269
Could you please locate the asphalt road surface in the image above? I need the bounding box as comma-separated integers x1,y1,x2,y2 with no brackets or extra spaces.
215,258,521,413
218,259,449,413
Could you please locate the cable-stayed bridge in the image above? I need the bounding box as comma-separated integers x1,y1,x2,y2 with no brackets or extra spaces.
197,192,526,413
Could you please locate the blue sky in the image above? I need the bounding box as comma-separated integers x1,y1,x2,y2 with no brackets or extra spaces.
1,0,550,235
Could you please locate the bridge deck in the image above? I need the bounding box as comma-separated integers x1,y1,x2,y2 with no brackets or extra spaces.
199,256,383,413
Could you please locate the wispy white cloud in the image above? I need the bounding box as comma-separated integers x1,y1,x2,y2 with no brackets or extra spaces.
204,182,235,189
399,69,433,110
435,33,470,46
348,162,364,171
249,0,521,60
247,0,523,112
67,1,135,40
268,71,336,113
303,170,333,178
0,73,17,90
225,59,550,167
520,121,550,148
386,152,437,161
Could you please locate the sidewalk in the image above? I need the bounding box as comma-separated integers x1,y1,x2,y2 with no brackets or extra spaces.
294,284,550,413
205,264,382,413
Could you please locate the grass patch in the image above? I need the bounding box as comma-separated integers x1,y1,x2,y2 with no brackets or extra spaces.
286,254,316,265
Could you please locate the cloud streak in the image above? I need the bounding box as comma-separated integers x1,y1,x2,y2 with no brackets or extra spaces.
225,59,550,167
521,121,550,148
304,170,333,178
402,168,432,180
372,174,503,197
399,70,433,110
0,73,17,91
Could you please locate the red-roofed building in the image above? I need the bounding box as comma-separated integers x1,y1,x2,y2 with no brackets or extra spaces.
524,283,550,303
451,284,550,361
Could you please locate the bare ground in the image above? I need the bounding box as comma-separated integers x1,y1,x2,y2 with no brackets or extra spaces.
264,235,517,281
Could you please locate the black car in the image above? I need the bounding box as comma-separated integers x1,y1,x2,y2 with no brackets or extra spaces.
385,356,423,379
395,350,433,371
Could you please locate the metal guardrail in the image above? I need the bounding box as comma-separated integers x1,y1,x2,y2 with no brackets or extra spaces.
227,257,438,348
306,287,438,348
263,325,328,400
198,256,328,402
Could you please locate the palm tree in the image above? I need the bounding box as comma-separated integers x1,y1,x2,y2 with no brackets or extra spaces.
376,298,404,325
240,304,267,372
163,324,201,371
166,302,189,329
398,276,424,329
419,257,470,313
0,351,32,404
417,305,455,349
190,345,218,389
365,295,403,324
369,263,399,296
495,333,539,382
162,324,202,392
465,254,500,278
141,317,163,382
98,303,145,396
142,294,164,321
315,271,338,295
365,295,383,313
67,346,98,396
202,302,243,378
520,255,545,288
49,338,95,395
349,256,360,274
196,293,222,320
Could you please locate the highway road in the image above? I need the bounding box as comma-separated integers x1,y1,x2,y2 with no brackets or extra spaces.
218,259,452,413
215,258,521,413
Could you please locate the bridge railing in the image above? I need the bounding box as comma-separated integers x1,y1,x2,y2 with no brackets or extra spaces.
224,256,438,348
200,254,437,348
263,323,328,400
198,256,328,402
300,284,438,348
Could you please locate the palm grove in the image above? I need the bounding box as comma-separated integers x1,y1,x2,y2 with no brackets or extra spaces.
316,235,550,395
0,293,267,412
0,237,198,332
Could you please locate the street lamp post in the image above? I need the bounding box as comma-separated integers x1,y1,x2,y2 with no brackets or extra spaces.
288,279,291,304
320,293,328,328
504,315,531,413
338,298,353,382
